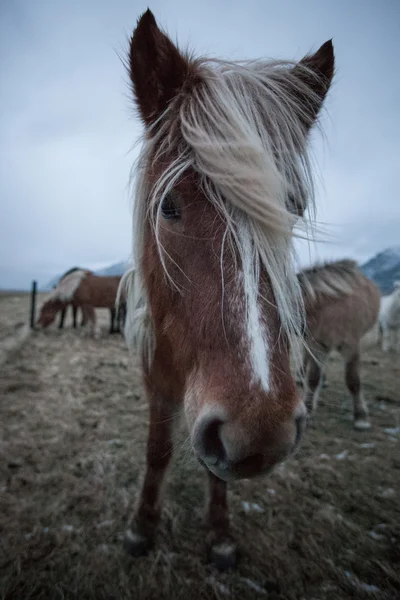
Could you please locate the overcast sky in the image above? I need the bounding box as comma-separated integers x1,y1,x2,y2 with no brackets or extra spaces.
1,0,399,288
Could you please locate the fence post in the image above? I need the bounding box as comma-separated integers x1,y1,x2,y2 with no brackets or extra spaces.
30,280,37,329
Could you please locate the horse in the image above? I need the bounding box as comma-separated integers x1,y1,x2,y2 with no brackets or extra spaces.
120,9,334,568
297,259,380,430
37,269,94,329
38,269,125,334
63,272,123,338
55,267,93,329
380,282,400,352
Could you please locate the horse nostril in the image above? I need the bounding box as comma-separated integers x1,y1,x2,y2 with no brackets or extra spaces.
198,416,226,465
236,452,264,472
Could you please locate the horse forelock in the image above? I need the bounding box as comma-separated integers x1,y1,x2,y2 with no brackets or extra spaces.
126,57,328,365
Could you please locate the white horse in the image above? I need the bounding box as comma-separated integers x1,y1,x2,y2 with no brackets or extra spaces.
379,282,400,352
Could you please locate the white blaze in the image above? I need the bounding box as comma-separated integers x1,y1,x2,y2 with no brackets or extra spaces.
239,222,270,392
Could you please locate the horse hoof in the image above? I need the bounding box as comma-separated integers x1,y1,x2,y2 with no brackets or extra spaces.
354,419,372,431
123,527,152,557
209,538,237,571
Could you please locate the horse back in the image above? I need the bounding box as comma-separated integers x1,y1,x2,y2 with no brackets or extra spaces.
74,275,122,308
307,274,380,349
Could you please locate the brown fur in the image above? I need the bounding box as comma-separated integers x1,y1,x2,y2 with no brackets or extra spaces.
72,274,121,309
71,274,122,337
298,260,380,428
123,9,335,568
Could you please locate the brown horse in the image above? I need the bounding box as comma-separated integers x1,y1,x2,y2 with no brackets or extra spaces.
38,270,125,335
55,267,92,329
297,260,380,430
121,10,334,568
37,269,94,329
68,273,123,338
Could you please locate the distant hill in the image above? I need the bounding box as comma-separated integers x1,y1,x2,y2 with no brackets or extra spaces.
360,247,400,295
95,261,129,277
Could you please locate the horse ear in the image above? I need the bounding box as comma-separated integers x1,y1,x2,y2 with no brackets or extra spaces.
291,40,335,131
129,9,189,127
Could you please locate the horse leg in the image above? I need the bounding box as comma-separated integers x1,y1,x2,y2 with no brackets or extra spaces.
90,309,100,339
389,327,397,353
378,322,383,348
382,326,390,352
80,305,88,327
110,307,116,334
58,307,66,329
206,471,236,570
72,305,78,329
124,397,175,556
303,346,328,414
119,304,127,333
344,348,371,430
81,306,97,338
116,307,122,333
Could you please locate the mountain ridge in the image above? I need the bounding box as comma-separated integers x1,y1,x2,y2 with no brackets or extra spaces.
360,246,400,295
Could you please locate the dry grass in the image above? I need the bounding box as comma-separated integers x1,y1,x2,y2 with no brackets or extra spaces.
0,294,399,600
0,292,38,343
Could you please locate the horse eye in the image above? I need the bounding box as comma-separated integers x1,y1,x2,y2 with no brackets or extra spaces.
161,193,181,220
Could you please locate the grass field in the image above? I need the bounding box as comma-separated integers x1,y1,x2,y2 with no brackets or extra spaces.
0,293,399,600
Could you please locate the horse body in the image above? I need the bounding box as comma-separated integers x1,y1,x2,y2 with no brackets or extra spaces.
73,274,122,307
298,260,380,429
379,283,400,352
122,10,334,567
72,274,122,337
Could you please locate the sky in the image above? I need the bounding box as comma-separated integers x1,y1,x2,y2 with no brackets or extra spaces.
1,0,399,289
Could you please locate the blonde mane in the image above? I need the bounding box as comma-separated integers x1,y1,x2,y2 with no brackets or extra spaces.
123,54,329,362
297,259,361,306
48,269,89,302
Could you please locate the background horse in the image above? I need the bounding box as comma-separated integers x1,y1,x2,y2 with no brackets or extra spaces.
38,269,124,334
297,259,380,430
68,273,123,338
121,9,334,568
379,282,400,352
55,267,93,329
37,269,93,329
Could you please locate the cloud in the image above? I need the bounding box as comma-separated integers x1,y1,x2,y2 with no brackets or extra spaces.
0,0,399,288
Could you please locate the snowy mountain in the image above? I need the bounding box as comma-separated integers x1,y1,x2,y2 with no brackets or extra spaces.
360,247,400,294
95,261,129,277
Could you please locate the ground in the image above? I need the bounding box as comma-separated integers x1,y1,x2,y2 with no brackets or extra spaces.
0,293,399,600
